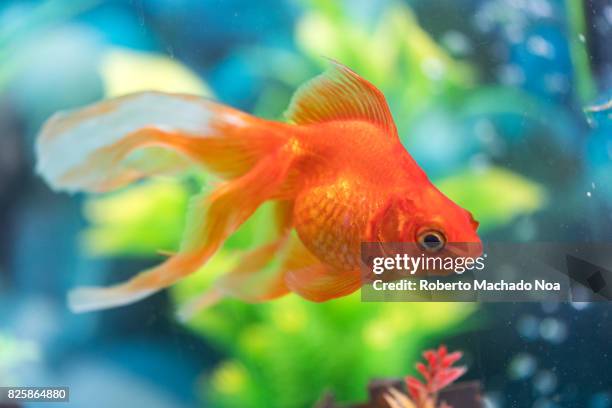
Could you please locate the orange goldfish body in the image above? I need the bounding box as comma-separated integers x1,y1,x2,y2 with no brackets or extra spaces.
36,61,481,314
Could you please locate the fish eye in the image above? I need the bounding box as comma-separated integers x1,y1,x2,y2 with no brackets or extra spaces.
417,230,446,252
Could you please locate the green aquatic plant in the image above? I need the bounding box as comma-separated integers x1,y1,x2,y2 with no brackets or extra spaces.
437,166,546,232
0,332,40,385
566,0,597,104
100,47,213,98
294,0,475,127
82,178,191,256
176,290,474,408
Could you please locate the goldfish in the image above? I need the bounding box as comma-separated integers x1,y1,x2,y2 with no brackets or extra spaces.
36,60,481,314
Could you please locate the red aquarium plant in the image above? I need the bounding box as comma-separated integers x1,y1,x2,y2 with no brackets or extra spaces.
384,345,467,408
314,345,479,408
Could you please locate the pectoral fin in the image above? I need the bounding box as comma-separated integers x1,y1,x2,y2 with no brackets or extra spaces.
281,235,362,302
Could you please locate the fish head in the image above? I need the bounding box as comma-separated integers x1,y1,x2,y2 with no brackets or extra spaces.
370,185,482,256
366,185,482,277
406,185,482,259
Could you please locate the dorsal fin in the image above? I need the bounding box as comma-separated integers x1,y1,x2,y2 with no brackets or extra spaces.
284,60,398,137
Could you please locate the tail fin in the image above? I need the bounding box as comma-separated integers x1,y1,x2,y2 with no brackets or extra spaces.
35,91,297,312
36,91,289,193
68,147,294,313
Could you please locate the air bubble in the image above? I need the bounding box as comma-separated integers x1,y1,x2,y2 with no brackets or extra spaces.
527,35,555,59
440,30,473,55
539,318,568,344
517,315,539,340
533,370,558,395
508,353,537,379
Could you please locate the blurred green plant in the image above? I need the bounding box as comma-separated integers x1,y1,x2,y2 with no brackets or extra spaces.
174,279,474,408
0,332,40,385
566,0,597,104
438,166,546,232
295,1,475,126
82,178,190,256
100,47,212,97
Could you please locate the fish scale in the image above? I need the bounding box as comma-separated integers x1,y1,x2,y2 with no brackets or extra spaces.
294,178,379,271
